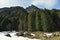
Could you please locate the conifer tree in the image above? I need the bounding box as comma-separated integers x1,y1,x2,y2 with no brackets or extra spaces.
28,13,32,31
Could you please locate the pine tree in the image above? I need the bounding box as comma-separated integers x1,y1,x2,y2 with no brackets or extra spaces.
36,11,39,31
41,9,54,32
31,11,36,31
18,13,24,31
28,13,32,31
24,13,28,31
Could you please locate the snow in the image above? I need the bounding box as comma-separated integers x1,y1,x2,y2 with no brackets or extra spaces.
0,31,39,40
31,33,35,36
44,33,53,37
44,33,52,35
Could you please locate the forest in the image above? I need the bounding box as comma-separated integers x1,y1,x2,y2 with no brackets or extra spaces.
0,5,60,32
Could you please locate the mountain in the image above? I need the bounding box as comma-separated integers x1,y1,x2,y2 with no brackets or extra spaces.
26,5,40,12
0,6,28,31
0,8,9,13
0,6,28,17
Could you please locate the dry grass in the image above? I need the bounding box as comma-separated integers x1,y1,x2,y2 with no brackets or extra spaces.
40,36,60,40
32,31,60,40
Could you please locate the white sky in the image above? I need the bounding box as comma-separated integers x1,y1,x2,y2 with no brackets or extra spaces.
0,0,58,9
32,0,58,9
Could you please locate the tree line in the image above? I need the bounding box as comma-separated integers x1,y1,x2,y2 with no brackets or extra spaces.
0,7,60,32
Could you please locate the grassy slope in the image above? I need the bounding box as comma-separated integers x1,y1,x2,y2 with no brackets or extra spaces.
31,31,60,40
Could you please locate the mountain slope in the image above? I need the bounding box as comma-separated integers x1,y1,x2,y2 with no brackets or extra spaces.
0,6,28,17
26,5,40,12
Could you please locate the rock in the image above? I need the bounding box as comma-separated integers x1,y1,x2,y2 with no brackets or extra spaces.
43,34,46,37
39,34,46,37
58,34,60,36
23,31,33,37
55,34,59,36
39,34,43,36
24,31,28,35
53,34,56,36
16,31,24,36
5,34,11,37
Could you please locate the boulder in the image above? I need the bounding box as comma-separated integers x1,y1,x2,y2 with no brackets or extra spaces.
24,31,28,35
5,34,11,37
16,31,24,36
24,32,32,36
58,34,60,36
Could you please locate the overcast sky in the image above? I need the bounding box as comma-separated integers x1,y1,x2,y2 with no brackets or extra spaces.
0,0,60,9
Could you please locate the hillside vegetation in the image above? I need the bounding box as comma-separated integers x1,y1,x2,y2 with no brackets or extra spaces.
0,5,60,32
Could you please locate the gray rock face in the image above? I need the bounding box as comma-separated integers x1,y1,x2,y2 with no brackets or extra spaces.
5,34,11,37
26,5,40,12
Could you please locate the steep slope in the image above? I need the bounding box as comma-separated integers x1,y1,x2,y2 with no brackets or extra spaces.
26,5,40,12
0,6,28,17
0,6,28,31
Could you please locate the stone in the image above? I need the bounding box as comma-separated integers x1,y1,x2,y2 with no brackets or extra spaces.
5,34,11,37
16,31,24,36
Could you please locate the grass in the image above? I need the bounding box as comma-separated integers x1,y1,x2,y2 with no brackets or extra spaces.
28,31,60,40
40,36,60,40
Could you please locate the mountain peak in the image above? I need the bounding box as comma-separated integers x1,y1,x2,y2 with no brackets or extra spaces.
30,5,37,8
26,5,39,12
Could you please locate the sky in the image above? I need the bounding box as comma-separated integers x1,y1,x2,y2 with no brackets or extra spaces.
0,0,60,9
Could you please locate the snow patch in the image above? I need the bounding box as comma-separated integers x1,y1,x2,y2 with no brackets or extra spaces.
0,31,39,40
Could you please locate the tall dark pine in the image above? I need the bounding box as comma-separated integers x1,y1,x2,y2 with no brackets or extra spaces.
41,9,54,32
